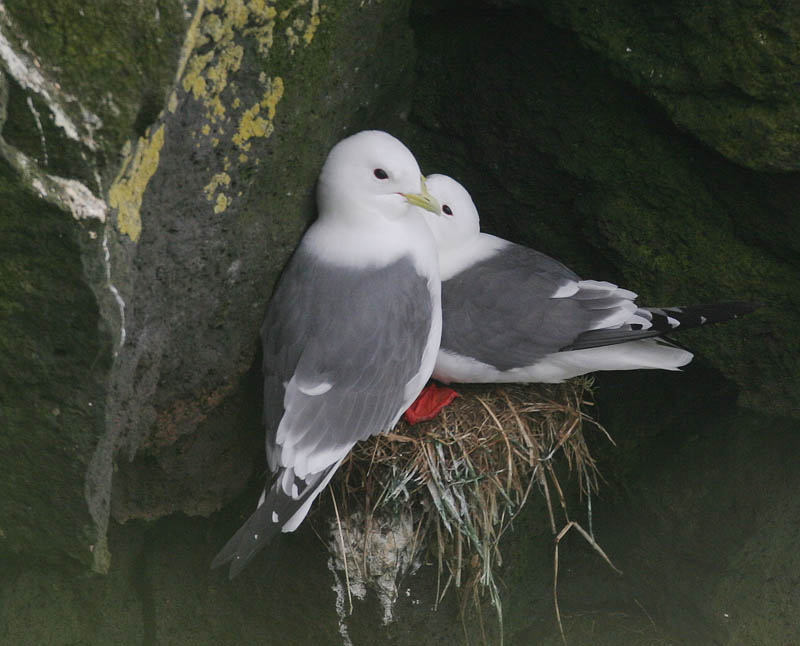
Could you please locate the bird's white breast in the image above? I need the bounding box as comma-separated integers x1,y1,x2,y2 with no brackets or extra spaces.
439,233,509,280
303,209,440,281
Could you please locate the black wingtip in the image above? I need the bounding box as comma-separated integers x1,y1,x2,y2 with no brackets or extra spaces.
209,550,248,581
562,300,763,352
209,547,235,574
210,503,282,579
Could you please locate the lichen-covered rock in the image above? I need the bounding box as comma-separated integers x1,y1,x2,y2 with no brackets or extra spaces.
0,0,419,571
535,0,800,173
102,0,419,523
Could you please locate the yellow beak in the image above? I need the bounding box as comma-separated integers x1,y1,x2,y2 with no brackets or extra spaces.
402,175,441,215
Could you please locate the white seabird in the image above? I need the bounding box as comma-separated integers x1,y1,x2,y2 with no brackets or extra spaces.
212,131,442,578
418,174,757,384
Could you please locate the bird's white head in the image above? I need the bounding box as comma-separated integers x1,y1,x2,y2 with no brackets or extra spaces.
421,174,481,250
316,130,440,222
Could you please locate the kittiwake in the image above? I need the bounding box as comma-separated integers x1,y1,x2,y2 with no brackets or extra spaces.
418,173,757,384
212,131,442,578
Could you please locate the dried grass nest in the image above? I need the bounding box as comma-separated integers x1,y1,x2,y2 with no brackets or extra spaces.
324,377,619,643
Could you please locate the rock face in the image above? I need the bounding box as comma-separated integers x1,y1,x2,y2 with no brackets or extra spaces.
537,0,800,173
0,0,187,570
1,0,418,570
100,0,418,544
1,0,799,644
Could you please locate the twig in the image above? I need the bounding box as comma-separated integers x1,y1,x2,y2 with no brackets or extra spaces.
330,488,353,615
553,519,623,645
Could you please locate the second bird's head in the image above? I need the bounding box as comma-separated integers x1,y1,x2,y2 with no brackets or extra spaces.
417,174,481,251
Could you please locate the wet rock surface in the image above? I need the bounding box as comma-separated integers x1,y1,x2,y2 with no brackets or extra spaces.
1,1,798,644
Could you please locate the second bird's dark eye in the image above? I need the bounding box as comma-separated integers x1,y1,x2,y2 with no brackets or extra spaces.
443,204,453,216
373,168,388,180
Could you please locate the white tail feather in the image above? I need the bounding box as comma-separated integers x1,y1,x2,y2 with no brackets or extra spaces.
434,338,693,384
521,338,693,382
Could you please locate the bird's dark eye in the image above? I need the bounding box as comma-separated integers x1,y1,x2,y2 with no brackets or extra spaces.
373,168,388,180
442,204,453,216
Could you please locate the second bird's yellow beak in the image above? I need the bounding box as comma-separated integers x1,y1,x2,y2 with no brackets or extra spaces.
402,175,441,215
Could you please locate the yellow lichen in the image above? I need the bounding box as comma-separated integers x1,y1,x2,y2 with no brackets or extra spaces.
277,0,320,52
232,76,284,150
172,0,321,220
204,171,231,198
261,76,284,119
182,50,214,99
285,26,299,51
304,12,320,45
179,0,318,141
203,13,225,42
214,192,229,213
204,171,232,212
109,125,166,242
236,105,268,142
171,0,207,95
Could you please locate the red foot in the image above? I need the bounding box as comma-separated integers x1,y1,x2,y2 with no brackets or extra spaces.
403,382,459,424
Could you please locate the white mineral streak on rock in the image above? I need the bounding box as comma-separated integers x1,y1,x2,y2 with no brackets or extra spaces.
0,136,107,223
26,96,48,165
102,231,126,351
0,3,101,150
46,175,108,222
0,3,109,223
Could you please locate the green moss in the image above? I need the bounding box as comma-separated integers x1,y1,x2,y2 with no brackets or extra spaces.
2,0,187,166
538,0,800,172
0,156,111,565
2,77,97,188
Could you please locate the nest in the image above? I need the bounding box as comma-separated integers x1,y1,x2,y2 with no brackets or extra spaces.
324,378,617,644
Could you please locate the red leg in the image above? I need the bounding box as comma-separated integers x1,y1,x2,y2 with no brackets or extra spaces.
403,381,460,424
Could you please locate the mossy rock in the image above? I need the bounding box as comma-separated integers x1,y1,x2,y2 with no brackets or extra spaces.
0,0,420,569
536,0,800,172
0,156,110,566
1,0,187,175
2,1,799,644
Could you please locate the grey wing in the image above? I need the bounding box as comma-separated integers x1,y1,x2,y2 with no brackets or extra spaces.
213,248,434,577
441,243,642,371
260,249,313,459
262,246,434,476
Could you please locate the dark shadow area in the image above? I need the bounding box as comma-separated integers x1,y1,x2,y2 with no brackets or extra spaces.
2,1,797,645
